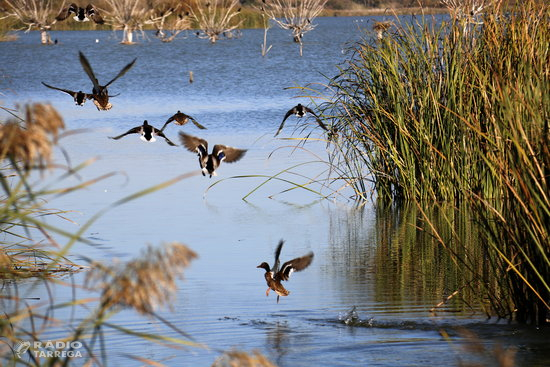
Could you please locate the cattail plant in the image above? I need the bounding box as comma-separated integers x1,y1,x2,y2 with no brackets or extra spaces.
314,0,549,323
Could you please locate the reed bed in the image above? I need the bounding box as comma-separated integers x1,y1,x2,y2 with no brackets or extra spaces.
314,0,549,324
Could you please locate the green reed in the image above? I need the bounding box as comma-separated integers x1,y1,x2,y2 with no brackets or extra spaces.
314,1,549,324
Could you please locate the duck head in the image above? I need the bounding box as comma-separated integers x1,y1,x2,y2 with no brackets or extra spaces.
256,262,271,272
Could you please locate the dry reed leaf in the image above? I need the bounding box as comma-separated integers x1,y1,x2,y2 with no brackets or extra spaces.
0,103,64,168
211,350,278,367
86,242,197,315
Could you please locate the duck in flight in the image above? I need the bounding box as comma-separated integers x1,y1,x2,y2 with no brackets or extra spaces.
109,120,177,146
161,110,207,131
56,3,104,24
79,51,136,110
179,132,246,177
257,240,314,303
275,103,329,137
41,82,93,106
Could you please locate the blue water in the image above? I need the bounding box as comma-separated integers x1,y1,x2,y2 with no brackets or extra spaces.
1,16,548,366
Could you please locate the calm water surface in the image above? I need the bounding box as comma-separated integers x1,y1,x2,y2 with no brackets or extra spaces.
1,16,548,366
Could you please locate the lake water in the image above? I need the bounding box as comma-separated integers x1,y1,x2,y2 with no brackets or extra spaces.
1,16,549,366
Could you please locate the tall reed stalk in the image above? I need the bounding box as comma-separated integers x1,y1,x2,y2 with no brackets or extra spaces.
316,1,549,324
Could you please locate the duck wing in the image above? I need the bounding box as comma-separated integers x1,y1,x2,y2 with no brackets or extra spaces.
277,251,314,282
189,116,207,130
104,58,137,88
86,4,104,24
154,128,177,146
179,132,208,156
272,240,284,274
79,51,101,91
212,145,247,163
303,106,329,131
160,114,177,131
55,3,77,21
275,107,297,137
109,126,142,140
41,82,79,98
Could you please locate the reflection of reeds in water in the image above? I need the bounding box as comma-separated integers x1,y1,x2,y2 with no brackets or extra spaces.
87,242,197,315
327,205,484,312
373,205,496,314
453,328,517,367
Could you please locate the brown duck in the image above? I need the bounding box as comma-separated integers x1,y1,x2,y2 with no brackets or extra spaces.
257,240,314,303
79,51,136,110
161,110,207,131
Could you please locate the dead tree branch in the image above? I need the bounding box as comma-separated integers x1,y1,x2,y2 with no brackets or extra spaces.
188,0,243,43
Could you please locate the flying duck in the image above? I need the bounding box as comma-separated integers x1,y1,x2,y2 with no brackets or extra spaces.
56,3,104,24
161,110,207,131
109,120,177,146
275,103,329,137
79,51,136,111
179,132,246,177
41,82,93,106
257,240,314,303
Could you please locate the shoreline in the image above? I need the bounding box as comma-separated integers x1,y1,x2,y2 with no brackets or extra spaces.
324,7,448,17
0,7,449,34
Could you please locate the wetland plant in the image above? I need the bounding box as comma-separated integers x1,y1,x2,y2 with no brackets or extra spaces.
0,104,204,364
312,0,549,324
188,0,243,44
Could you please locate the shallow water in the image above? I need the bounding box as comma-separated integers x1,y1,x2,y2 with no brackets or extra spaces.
1,16,549,366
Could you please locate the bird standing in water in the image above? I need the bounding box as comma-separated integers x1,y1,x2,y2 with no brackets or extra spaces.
257,240,314,303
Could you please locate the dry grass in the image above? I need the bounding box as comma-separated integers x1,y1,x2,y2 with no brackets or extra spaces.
86,242,197,315
211,350,278,367
0,103,64,169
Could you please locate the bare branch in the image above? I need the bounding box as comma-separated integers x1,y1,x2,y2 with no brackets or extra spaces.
101,0,155,44
262,0,327,44
2,0,65,44
146,2,191,42
188,0,243,43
